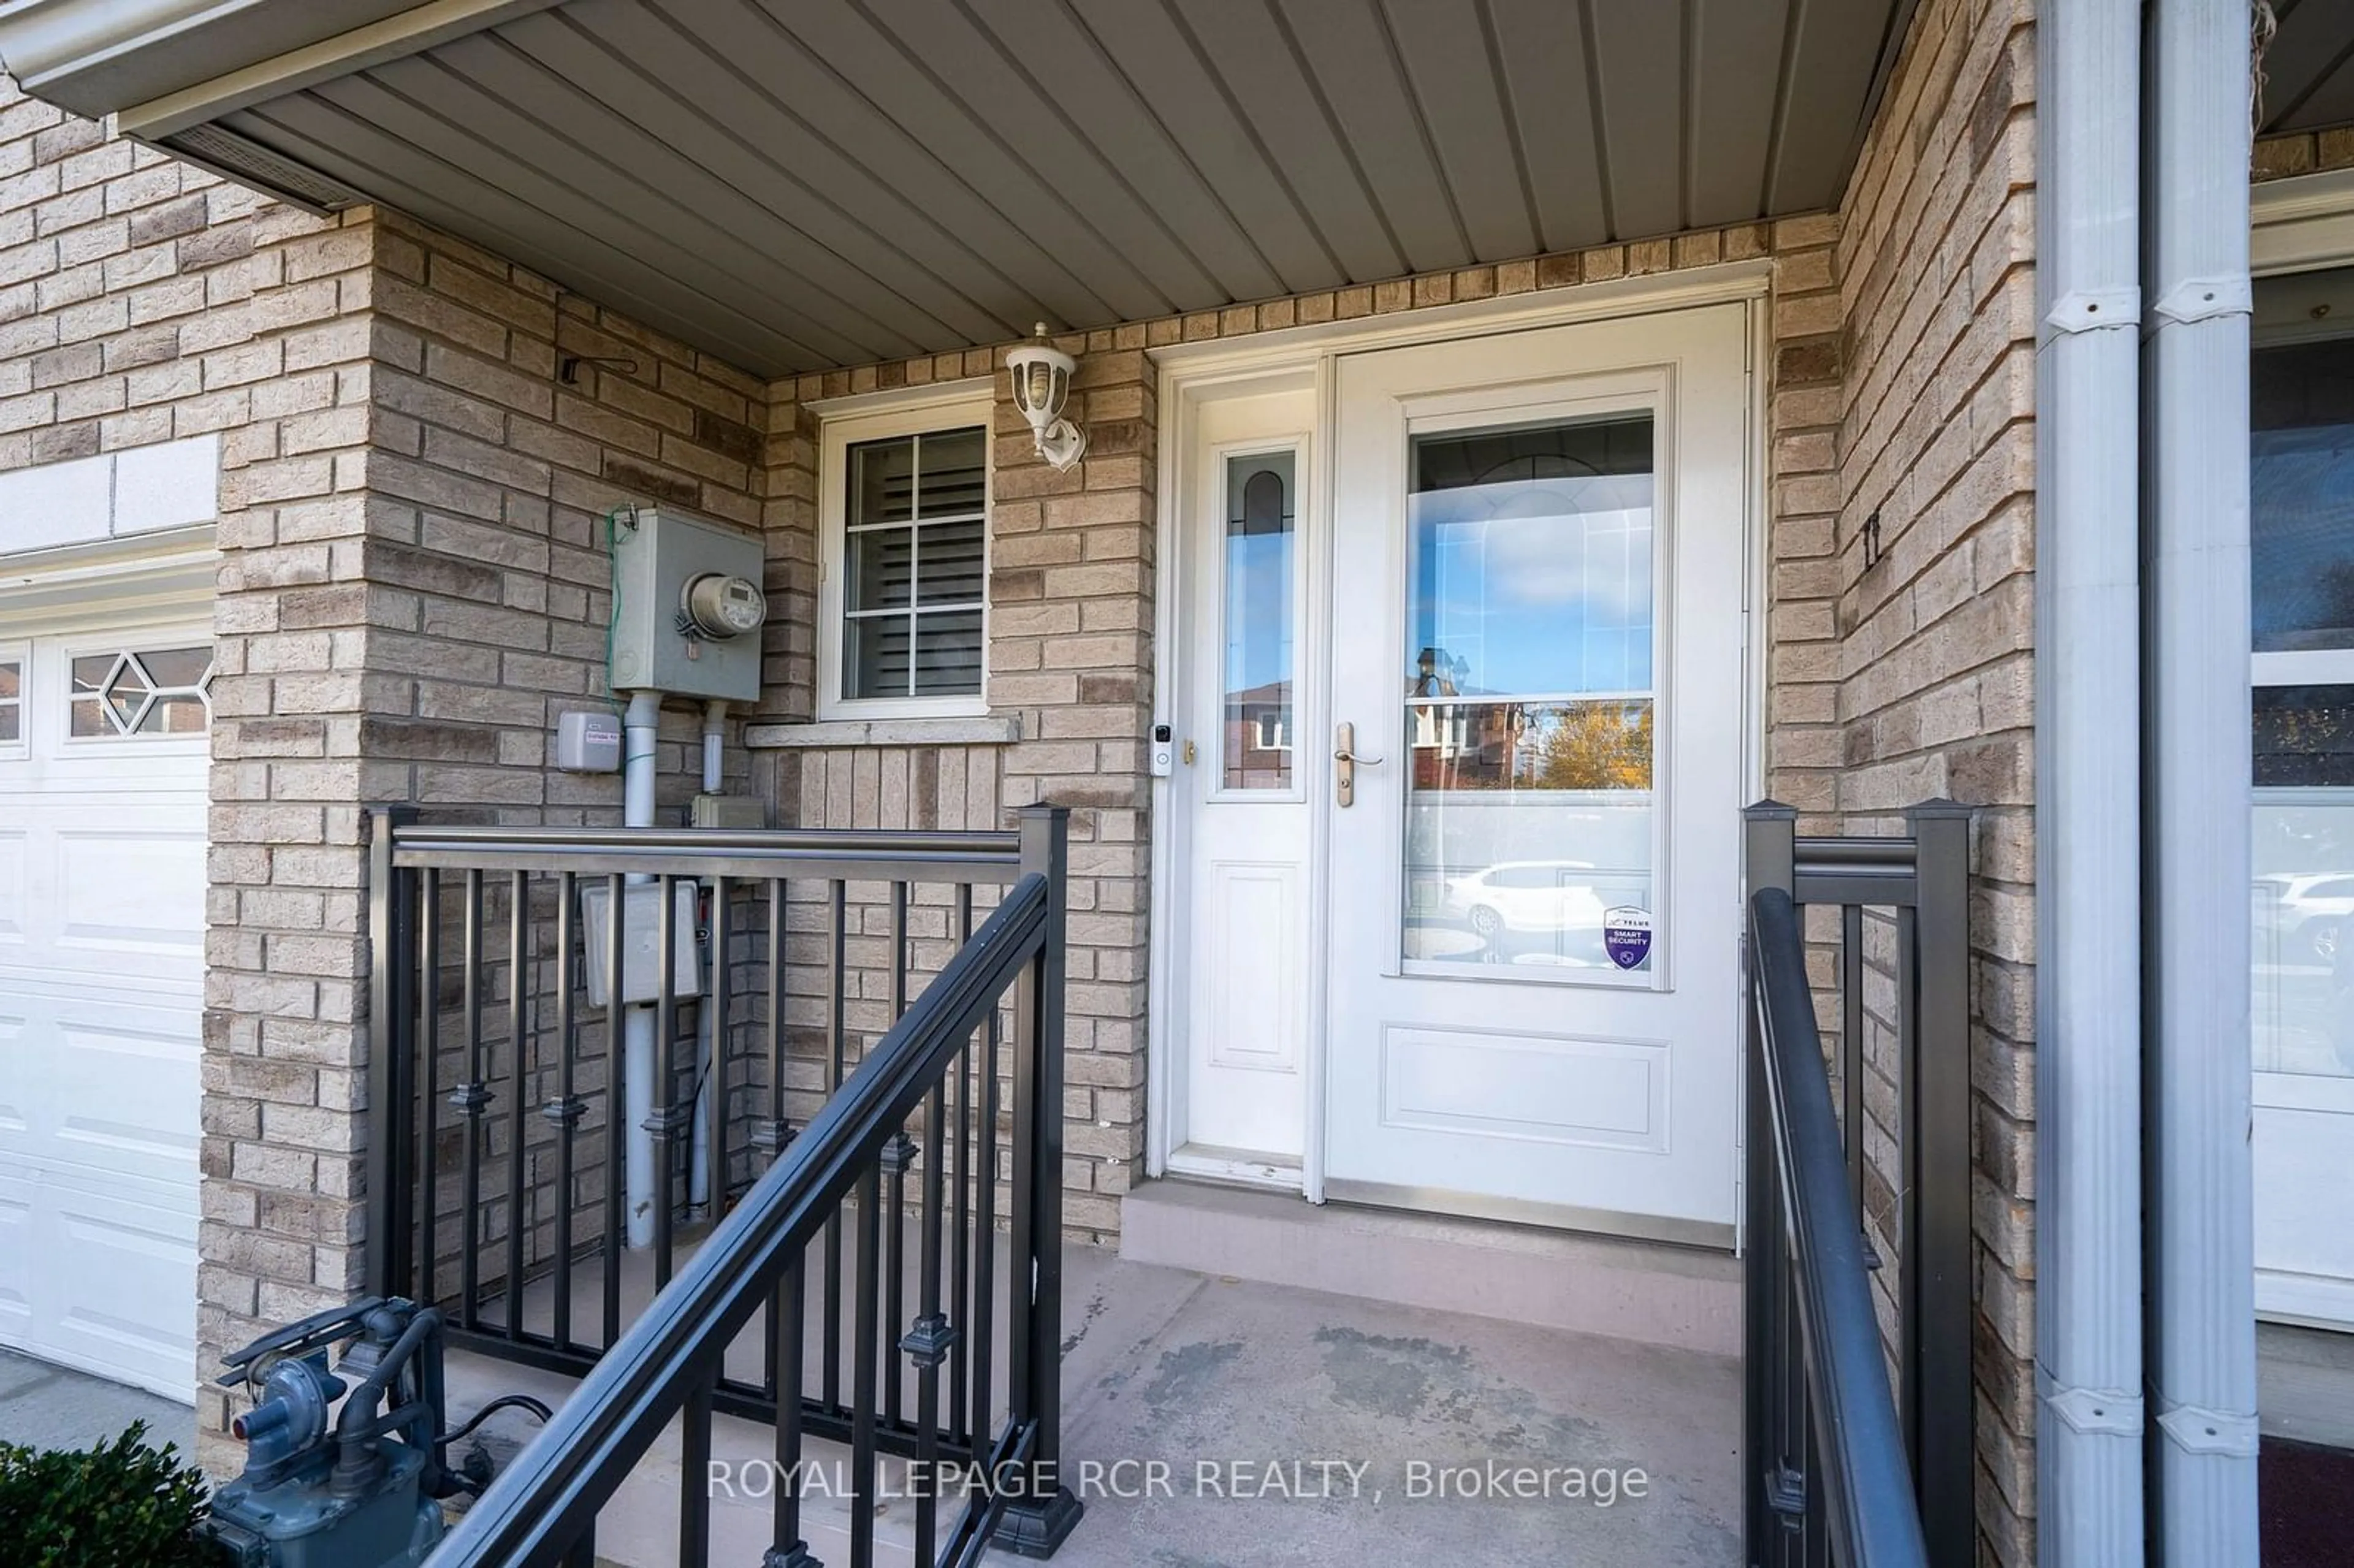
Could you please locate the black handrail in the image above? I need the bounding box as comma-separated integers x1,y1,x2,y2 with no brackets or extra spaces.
367,805,1084,1567
433,870,1054,1565
1748,886,1931,1568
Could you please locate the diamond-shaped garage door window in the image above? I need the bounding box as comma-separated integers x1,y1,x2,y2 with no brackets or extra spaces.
69,645,215,737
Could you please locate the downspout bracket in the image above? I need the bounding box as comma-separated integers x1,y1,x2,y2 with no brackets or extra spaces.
2046,287,2143,333
2150,275,2252,324
2155,1404,2259,1458
2044,1383,2146,1436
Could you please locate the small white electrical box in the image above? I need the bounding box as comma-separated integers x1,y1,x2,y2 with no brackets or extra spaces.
555,709,623,772
608,505,767,703
579,880,704,1007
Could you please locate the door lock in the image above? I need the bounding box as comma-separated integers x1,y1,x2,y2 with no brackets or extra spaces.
1334,721,1384,807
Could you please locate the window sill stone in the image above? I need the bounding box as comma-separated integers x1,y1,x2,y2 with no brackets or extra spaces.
741,714,1023,749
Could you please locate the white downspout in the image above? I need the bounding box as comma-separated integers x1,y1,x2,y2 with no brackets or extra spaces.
688,699,726,1216
2141,2,2260,1559
2035,1,2149,1561
621,689,662,1250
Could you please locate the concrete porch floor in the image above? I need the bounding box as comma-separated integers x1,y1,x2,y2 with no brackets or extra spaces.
444,1235,1742,1566
1043,1249,1742,1567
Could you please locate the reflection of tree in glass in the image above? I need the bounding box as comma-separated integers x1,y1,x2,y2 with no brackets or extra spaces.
2257,686,2354,788
1535,702,1653,790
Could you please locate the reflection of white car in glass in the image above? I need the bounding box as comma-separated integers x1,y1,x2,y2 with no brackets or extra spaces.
1441,862,1606,937
2256,872,2354,962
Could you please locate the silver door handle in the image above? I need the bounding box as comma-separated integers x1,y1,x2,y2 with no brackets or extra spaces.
1335,722,1381,807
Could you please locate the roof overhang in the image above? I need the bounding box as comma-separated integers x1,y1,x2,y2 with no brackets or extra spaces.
0,0,560,119
2,0,1926,378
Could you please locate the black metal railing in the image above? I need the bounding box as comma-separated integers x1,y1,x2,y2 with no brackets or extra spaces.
1742,800,1973,1568
364,805,1082,1567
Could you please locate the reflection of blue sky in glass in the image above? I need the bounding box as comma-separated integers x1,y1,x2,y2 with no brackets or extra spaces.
1226,533,1293,692
1407,472,1655,696
2253,424,2354,651
1225,453,1295,698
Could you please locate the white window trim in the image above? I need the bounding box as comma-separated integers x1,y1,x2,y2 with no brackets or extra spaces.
815,384,996,721
54,629,216,747
0,639,26,758
2253,167,2354,277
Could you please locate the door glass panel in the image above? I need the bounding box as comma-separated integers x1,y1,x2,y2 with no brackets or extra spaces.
2254,274,2354,653
2255,687,2354,1079
1401,415,1657,972
1222,451,1297,790
2253,272,2354,1087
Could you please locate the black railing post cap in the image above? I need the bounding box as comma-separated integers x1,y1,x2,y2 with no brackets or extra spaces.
1744,798,1799,821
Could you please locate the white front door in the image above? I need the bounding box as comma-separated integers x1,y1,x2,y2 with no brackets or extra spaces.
1320,305,1750,1243
0,623,211,1399
1176,386,1318,1175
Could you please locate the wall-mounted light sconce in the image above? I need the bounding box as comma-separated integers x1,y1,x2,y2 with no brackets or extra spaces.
1007,322,1086,471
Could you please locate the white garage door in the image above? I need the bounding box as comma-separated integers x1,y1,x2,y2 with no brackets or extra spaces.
0,626,211,1400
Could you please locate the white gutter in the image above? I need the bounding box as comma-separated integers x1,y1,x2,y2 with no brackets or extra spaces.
0,0,552,129
2140,1,2260,1560
115,0,563,141
2033,0,2149,1561
0,0,255,93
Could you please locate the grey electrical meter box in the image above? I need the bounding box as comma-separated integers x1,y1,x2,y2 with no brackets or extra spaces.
608,506,768,702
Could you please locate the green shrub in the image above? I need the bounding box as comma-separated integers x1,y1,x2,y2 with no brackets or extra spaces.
0,1420,220,1566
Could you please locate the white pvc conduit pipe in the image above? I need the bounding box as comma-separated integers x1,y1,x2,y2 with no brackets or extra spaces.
621,690,661,1250
688,699,727,1215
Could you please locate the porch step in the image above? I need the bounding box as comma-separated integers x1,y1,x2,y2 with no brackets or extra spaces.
1118,1178,1741,1357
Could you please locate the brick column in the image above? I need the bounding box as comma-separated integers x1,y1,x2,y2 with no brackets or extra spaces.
198,206,383,1469
199,207,774,1466
989,333,1155,1236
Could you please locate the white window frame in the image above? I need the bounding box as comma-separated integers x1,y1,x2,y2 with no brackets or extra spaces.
55,630,216,748
816,384,996,721
0,639,26,758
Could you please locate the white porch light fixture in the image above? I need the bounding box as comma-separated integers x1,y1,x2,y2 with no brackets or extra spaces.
1007,322,1086,471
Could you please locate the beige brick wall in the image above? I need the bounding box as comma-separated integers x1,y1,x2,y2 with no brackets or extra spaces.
2254,126,2354,181
0,78,278,476
1829,0,2037,1561
196,205,769,1463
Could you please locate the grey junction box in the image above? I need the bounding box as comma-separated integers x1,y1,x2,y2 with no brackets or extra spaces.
607,506,767,702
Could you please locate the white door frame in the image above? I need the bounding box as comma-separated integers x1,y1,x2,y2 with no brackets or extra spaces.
1145,262,1773,1208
